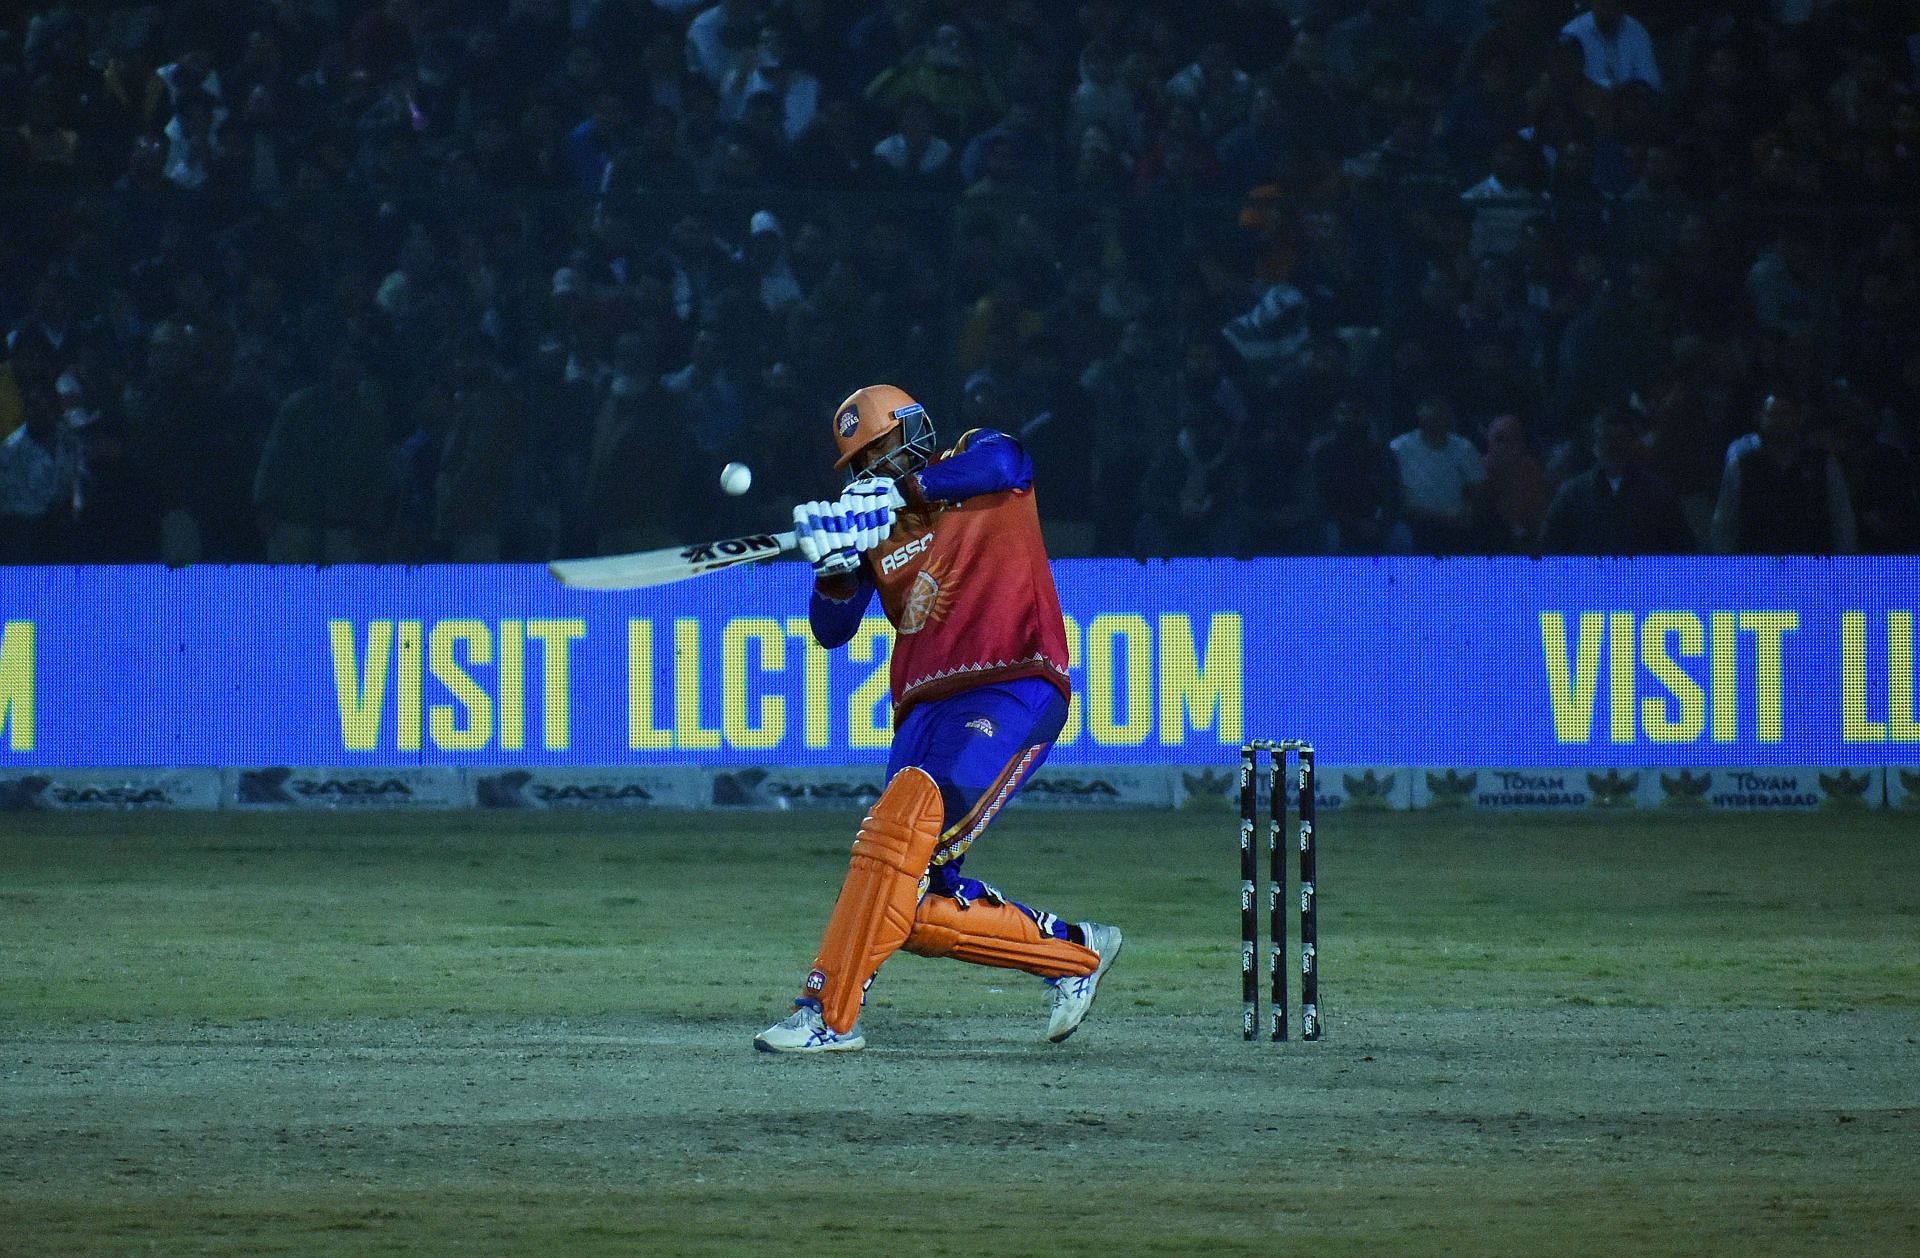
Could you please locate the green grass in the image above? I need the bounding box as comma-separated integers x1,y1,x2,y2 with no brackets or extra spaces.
2,808,1917,1256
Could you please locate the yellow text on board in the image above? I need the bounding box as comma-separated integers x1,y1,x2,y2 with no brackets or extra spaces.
0,620,32,751
328,619,586,751
1540,609,1920,744
325,612,1242,754
625,612,1244,751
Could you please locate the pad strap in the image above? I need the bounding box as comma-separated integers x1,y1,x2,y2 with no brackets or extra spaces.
903,894,1099,979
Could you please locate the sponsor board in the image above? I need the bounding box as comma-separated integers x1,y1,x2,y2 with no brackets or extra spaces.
1175,763,1396,811
1019,767,1173,808
8,559,1916,773
707,767,887,810
0,767,220,811
1414,767,1644,811
470,766,702,809
225,766,468,809
1649,766,1881,811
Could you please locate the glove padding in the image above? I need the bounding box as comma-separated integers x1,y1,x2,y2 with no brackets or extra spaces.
839,477,907,553
792,499,860,577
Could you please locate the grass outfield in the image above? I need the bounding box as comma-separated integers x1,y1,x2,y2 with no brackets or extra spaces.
1,807,1915,1256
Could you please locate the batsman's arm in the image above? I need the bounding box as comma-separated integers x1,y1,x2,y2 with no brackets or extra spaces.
905,429,1032,505
810,567,874,649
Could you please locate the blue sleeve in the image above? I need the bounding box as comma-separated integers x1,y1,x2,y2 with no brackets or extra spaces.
809,569,875,649
914,429,1033,503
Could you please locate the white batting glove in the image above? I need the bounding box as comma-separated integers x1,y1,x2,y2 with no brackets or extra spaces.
839,477,907,553
792,499,859,577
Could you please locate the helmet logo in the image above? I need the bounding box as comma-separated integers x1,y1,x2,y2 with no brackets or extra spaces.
836,407,860,438
892,404,925,423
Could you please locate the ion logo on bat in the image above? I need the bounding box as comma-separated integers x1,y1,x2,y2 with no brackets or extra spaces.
680,534,783,563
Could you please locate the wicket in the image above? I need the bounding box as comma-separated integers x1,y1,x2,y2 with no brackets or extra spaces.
1238,739,1320,1042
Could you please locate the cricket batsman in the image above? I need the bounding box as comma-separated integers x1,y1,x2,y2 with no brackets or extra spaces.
754,385,1124,1053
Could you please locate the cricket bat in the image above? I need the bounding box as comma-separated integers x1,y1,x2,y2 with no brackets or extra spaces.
548,530,799,591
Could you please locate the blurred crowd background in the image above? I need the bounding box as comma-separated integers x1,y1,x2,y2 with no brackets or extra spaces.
2,0,1917,564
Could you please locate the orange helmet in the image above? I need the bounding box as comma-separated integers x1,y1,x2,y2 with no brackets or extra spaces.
831,384,937,479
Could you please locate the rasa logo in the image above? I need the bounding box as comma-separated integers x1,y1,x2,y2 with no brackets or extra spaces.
880,533,933,574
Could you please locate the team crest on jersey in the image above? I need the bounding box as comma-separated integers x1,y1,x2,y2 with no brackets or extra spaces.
966,717,995,737
897,556,956,635
836,406,860,438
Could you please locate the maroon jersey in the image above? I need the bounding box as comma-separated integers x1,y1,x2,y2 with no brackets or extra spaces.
863,435,1070,719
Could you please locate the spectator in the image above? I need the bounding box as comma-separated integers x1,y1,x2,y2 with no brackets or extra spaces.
1068,41,1143,158
653,211,738,325
1080,318,1176,555
0,378,80,562
1164,40,1251,138
1221,278,1310,374
960,101,1056,191
1557,1,1662,94
790,98,875,189
589,330,689,555
0,0,1915,567
738,210,803,321
1133,99,1224,195
720,20,819,142
660,324,747,459
1438,49,1527,173
17,75,85,185
1539,406,1693,553
1821,396,1919,554
686,0,762,88
1135,372,1248,558
1481,413,1550,550
6,279,79,370
1745,232,1820,336
1216,80,1292,196
1309,393,1404,554
602,105,699,199
565,92,630,190
1709,392,1857,554
433,341,514,562
872,97,956,190
252,345,394,564
865,21,1004,141
1325,0,1435,95
1462,136,1545,257
635,28,692,115
1390,393,1488,552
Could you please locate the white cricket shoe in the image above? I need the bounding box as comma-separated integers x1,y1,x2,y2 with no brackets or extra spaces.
1046,922,1124,1043
753,1004,866,1054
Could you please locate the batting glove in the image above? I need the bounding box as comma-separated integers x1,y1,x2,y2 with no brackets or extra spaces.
792,499,860,577
839,477,907,553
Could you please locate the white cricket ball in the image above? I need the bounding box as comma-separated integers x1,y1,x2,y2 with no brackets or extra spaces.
719,461,753,496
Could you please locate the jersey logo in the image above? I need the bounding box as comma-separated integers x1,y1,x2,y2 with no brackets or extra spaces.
879,532,934,574
965,717,995,738
897,559,956,635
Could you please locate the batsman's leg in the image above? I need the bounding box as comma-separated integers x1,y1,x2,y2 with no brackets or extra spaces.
902,877,1100,977
800,765,945,1035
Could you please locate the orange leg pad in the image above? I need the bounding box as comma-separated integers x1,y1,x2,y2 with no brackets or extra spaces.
902,895,1100,979
808,766,945,1034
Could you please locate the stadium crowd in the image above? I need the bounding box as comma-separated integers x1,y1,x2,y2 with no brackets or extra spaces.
1,0,1917,563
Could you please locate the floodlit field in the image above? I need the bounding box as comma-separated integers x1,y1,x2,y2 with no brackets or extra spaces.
2,806,1916,1256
